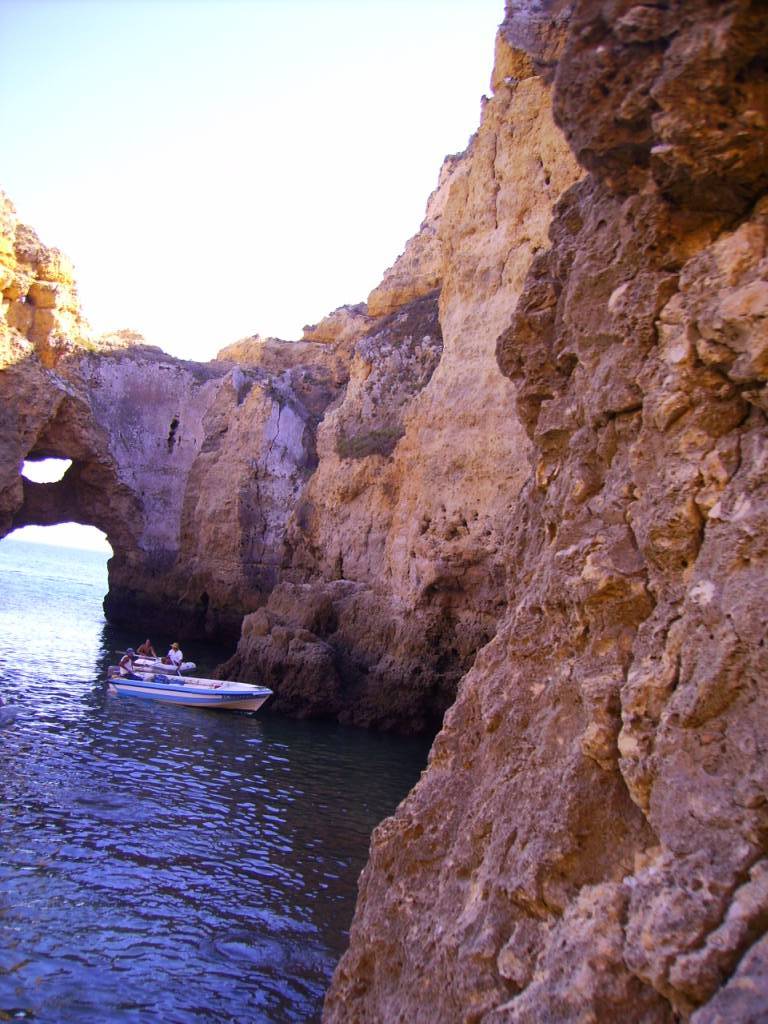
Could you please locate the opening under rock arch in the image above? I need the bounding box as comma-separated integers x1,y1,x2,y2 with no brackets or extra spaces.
0,523,114,674
6,521,112,554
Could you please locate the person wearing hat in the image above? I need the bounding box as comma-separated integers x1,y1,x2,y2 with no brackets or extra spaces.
162,642,184,670
119,648,137,675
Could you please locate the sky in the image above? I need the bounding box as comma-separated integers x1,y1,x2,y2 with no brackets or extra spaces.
0,0,503,364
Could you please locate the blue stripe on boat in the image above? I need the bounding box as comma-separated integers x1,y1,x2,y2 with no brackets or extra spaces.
116,692,238,705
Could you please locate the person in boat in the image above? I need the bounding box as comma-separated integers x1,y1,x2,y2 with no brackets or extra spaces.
119,648,137,676
137,638,157,658
162,642,184,669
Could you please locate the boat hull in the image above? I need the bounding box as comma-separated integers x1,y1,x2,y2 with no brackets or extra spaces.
107,674,272,712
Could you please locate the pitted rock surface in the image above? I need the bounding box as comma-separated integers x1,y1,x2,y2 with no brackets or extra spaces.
323,2,768,1021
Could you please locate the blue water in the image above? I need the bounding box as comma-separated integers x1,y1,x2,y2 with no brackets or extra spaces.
0,538,429,1023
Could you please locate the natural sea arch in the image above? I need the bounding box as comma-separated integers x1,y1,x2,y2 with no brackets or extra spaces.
10,440,140,629
14,449,131,556
0,347,266,643
16,458,113,555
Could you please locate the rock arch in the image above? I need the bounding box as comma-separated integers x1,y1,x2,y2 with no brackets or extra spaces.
14,402,141,559
0,340,336,643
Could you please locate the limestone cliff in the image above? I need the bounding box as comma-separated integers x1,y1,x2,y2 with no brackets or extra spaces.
1,12,580,730
0,200,348,641
216,21,582,730
1,0,767,1018
324,1,768,1021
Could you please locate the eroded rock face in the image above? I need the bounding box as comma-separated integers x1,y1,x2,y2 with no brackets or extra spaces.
324,1,768,1021
217,294,459,732
2,1,767,1016
0,193,124,542
0,196,349,641
96,349,338,639
0,193,90,366
552,0,768,212
219,14,582,730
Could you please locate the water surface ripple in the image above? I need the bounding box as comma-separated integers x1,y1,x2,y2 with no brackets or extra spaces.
0,539,429,1022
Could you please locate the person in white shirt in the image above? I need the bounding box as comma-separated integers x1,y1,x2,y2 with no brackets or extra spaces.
163,642,184,670
119,648,137,676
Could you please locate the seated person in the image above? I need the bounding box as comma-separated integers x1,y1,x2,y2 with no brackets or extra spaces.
162,642,184,669
119,648,137,676
137,638,157,658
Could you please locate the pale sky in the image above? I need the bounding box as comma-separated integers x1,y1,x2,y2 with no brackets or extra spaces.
0,0,503,363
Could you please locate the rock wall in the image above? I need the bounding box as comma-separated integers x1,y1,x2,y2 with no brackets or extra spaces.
1,1,767,1016
324,1,768,1021
0,197,349,642
0,0,581,731
217,20,582,730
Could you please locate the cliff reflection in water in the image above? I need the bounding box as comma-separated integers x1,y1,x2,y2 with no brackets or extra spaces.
0,538,429,1023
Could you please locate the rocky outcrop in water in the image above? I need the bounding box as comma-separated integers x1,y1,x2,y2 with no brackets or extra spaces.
324,1,768,1021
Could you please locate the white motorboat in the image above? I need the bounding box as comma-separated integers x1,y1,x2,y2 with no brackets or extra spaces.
107,670,272,712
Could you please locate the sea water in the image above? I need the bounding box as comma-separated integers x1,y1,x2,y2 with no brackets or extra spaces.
0,537,430,1023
